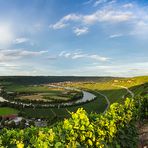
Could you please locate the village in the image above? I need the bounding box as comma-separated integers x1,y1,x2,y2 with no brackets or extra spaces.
0,114,48,129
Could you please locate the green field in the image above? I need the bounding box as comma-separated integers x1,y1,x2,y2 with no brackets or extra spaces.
0,107,18,116
0,76,147,122
21,81,147,120
4,84,82,103
21,93,107,119
66,76,148,103
5,85,53,93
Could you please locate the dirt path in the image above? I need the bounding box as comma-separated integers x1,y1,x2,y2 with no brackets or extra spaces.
94,91,110,114
119,85,134,98
138,121,148,148
112,84,134,98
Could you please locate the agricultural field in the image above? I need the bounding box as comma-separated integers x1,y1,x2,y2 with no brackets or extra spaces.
0,107,18,116
17,76,148,122
21,95,107,120
65,76,148,103
5,85,55,93
0,76,147,122
2,84,83,103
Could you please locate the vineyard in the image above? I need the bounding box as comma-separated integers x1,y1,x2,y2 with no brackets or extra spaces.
0,94,147,147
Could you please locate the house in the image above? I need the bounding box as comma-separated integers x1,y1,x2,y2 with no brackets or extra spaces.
11,117,23,125
2,114,17,120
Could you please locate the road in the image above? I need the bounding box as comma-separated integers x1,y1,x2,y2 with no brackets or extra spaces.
112,84,134,98
94,91,110,114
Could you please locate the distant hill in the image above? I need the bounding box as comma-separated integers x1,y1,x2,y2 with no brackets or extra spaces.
0,76,121,85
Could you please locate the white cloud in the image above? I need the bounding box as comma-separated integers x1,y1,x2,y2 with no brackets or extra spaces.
62,62,148,77
73,27,89,36
50,1,148,38
100,10,132,22
49,1,148,39
64,53,71,58
108,0,116,4
50,6,133,33
122,3,134,8
83,0,93,5
89,54,110,61
0,63,19,68
52,9,133,26
61,14,81,22
109,33,123,38
13,37,29,44
71,54,87,59
49,14,81,30
59,51,109,62
83,10,133,24
49,21,68,30
59,51,66,56
16,50,48,56
93,0,108,7
0,49,48,62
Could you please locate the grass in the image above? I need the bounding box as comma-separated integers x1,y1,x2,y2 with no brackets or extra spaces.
0,107,18,116
98,89,127,103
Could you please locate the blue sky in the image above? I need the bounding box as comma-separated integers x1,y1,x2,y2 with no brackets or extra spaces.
0,0,148,76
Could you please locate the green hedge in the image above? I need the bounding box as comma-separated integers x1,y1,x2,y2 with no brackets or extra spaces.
0,95,147,148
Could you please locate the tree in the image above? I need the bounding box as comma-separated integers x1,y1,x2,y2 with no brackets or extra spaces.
19,119,26,129
29,120,35,126
8,121,16,128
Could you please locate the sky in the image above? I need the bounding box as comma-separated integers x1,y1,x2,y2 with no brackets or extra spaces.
0,0,148,76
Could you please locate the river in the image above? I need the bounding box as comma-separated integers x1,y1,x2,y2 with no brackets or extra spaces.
0,86,96,107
